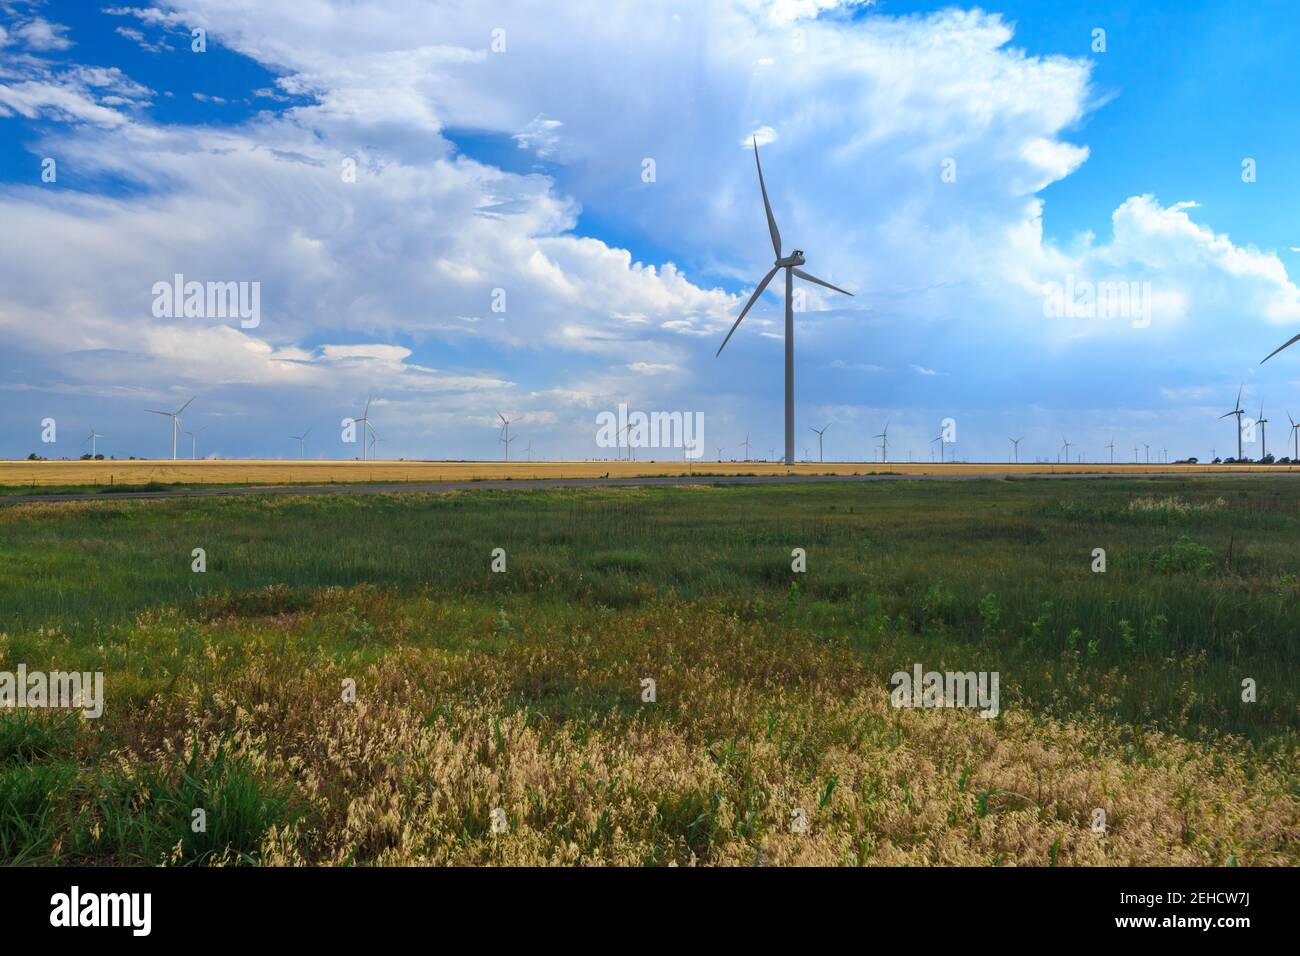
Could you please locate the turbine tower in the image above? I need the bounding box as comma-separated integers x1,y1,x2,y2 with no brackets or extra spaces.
291,427,311,459
1106,437,1116,464
716,137,854,466
809,424,829,463
1218,385,1244,460
1009,436,1023,464
145,397,194,460
1258,404,1269,460
1288,412,1300,461
82,428,105,459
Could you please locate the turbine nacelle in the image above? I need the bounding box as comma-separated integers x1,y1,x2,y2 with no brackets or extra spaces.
777,251,806,268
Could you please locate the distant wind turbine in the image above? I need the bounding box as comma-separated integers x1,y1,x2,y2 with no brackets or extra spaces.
739,432,752,460
1059,435,1071,463
145,397,195,460
497,412,515,462
183,425,208,460
525,440,533,462
930,431,946,464
809,424,829,463
1143,442,1151,464
355,397,376,461
1106,436,1116,464
82,428,105,458
1258,404,1269,459
1288,412,1300,460
290,427,311,459
716,136,854,466
875,423,890,463
1219,385,1245,460
1009,436,1023,464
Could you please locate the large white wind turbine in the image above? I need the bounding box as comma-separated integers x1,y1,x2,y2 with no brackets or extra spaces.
716,137,854,466
1218,385,1245,460
145,397,194,460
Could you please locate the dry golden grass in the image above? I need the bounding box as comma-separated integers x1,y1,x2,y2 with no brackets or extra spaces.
3,457,1295,488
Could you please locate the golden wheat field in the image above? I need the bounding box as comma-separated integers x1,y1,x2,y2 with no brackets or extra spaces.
3,458,1296,488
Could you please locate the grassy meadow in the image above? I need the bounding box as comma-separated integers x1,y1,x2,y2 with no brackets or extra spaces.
0,477,1296,865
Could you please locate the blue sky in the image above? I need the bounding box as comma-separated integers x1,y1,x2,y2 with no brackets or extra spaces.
2,0,1299,463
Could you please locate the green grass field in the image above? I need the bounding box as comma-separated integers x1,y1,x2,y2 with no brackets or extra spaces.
0,478,1296,865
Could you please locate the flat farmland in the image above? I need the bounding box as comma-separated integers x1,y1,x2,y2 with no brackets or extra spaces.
1,458,1296,492
0,477,1295,865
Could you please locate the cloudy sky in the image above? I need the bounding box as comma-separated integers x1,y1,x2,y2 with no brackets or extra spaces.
2,0,1299,463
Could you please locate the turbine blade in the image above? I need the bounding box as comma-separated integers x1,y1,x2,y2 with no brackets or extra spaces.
176,397,195,415
1235,384,1243,410
791,268,853,297
1261,333,1300,364
753,138,781,258
145,409,171,416
1218,411,1237,420
716,266,779,356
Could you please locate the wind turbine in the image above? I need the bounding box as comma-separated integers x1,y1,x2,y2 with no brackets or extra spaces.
1106,437,1116,464
739,432,752,460
368,429,382,459
183,425,208,460
1009,436,1023,464
1258,404,1269,460
1143,442,1151,464
930,431,946,464
355,397,376,461
82,428,105,458
497,412,515,462
716,137,854,466
875,423,890,463
1262,332,1300,364
290,427,311,459
145,397,194,460
1059,435,1071,463
525,440,533,463
620,422,634,461
809,424,829,463
1219,385,1245,460
1288,412,1300,460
